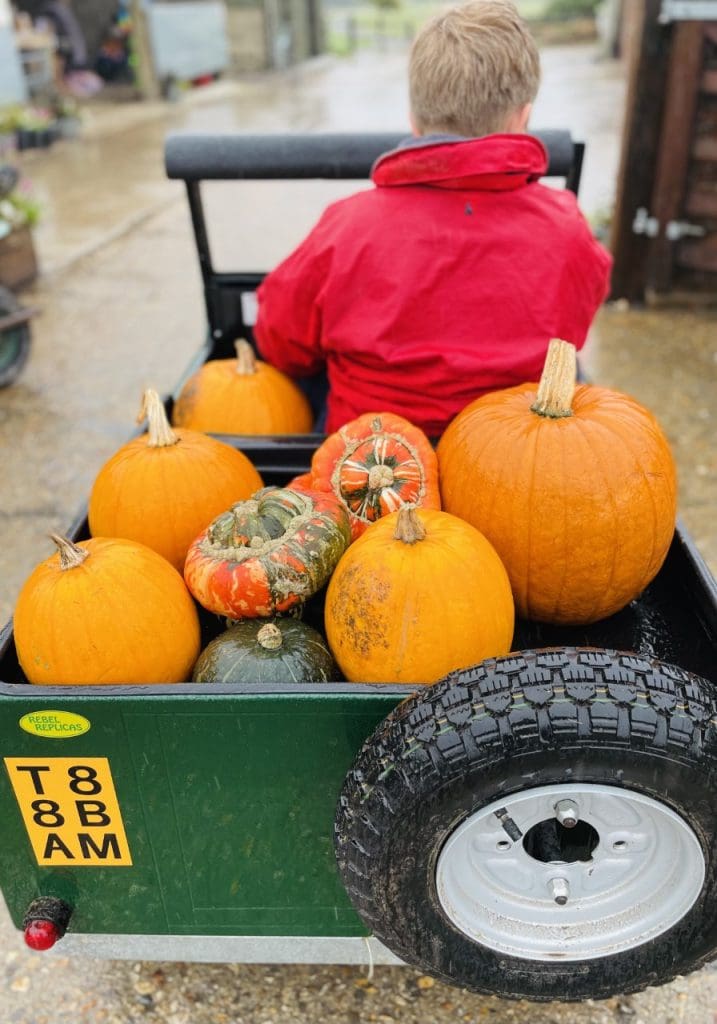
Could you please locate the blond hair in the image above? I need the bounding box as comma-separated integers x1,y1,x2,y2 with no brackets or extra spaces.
409,0,541,138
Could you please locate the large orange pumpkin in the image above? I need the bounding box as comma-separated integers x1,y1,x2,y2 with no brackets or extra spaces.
437,339,678,625
88,388,264,571
324,506,514,684
308,412,441,540
14,535,201,685
172,339,314,434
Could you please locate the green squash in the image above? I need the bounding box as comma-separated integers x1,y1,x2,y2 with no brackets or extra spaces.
193,618,340,684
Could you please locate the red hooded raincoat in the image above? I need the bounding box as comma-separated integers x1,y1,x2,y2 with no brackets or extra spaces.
255,134,612,436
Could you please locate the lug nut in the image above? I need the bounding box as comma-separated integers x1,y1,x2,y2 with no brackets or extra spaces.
549,877,570,906
555,799,579,829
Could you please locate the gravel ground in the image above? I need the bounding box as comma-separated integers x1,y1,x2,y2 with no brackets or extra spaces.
5,942,717,1024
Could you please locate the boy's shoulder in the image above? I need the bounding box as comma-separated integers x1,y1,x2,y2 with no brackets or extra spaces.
309,135,598,251
526,180,589,226
320,176,591,231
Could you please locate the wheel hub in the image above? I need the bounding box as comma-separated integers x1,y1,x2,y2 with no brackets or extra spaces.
435,783,704,961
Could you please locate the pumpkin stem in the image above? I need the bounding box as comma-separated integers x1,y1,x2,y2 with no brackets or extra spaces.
49,533,89,570
371,415,383,433
530,339,576,419
235,340,257,376
368,464,395,490
138,389,180,447
257,623,283,650
393,506,426,544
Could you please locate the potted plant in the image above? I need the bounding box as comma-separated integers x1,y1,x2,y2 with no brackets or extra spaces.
0,168,41,290
13,106,59,150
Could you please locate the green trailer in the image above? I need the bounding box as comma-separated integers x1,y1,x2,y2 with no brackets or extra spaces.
2,133,717,1003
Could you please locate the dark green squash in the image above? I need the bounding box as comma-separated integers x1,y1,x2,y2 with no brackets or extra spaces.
193,618,340,684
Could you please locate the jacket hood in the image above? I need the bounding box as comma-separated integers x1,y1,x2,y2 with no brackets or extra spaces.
371,133,548,191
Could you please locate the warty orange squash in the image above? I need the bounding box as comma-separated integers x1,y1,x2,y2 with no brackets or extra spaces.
184,486,351,619
309,412,441,540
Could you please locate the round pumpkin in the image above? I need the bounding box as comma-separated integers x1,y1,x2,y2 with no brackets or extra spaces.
88,388,264,572
437,339,678,625
172,339,314,434
309,412,441,539
324,506,514,685
184,486,351,619
193,618,339,684
14,535,201,685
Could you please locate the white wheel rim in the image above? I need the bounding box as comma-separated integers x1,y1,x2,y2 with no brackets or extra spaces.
435,783,705,961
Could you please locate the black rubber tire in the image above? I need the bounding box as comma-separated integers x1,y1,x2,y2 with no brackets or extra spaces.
0,286,31,388
334,647,717,1002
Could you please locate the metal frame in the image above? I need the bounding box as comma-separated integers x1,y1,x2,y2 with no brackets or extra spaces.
51,933,404,965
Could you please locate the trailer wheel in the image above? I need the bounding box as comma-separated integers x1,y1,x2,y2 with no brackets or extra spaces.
335,647,717,1002
0,287,31,388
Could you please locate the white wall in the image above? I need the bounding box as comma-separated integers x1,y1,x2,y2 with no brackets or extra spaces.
147,0,230,80
0,0,27,106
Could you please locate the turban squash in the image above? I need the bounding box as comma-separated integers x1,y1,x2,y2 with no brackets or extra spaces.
306,412,441,540
437,339,678,625
172,339,314,434
184,486,351,619
14,535,200,685
324,506,514,684
88,388,263,572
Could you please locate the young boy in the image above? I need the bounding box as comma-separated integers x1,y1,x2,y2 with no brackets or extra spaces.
254,0,612,436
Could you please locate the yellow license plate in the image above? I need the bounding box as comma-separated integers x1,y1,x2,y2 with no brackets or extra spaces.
4,757,132,866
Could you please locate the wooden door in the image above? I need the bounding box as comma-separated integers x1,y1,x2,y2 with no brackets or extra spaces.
647,21,717,294
610,5,717,300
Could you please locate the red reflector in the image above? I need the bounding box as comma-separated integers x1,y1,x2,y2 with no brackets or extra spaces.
24,919,60,951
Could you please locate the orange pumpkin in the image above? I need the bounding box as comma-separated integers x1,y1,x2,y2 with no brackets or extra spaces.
437,339,678,625
309,412,441,539
324,506,514,684
14,535,201,685
88,388,263,571
172,339,313,434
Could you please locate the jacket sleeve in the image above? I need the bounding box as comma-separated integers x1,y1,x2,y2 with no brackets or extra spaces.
254,212,336,378
554,207,613,348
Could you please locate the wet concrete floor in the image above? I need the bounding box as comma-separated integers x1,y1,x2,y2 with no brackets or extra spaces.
1,43,716,1024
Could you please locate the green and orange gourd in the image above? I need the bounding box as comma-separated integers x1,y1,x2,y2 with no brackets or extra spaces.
184,486,351,619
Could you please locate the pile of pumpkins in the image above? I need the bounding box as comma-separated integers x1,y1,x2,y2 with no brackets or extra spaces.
13,338,678,688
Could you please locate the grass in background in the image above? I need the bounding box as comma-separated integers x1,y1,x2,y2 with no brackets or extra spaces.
326,0,598,56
